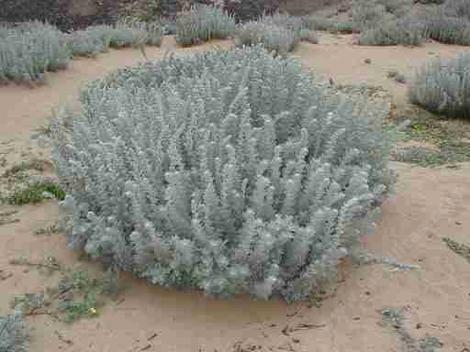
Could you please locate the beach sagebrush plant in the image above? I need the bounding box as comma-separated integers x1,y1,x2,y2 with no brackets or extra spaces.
0,311,28,352
67,22,163,57
358,18,424,46
175,5,235,47
52,46,393,302
0,21,69,83
109,21,163,48
235,21,299,55
235,13,307,54
66,28,109,58
410,53,470,119
420,5,470,45
299,29,318,44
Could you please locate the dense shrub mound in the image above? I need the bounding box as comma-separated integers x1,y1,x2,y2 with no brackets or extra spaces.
53,46,393,302
0,21,69,83
175,5,235,47
410,53,470,119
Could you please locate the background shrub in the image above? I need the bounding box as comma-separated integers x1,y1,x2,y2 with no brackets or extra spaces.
0,21,70,83
235,13,308,54
444,0,470,21
358,18,424,46
307,15,357,34
351,0,390,31
420,6,470,45
235,21,299,54
0,311,28,352
66,28,109,57
52,46,393,302
110,21,163,47
175,5,235,46
409,53,470,119
299,28,318,44
223,0,280,21
375,0,413,17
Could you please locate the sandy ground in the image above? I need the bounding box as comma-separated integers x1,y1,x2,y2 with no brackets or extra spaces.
1,35,469,352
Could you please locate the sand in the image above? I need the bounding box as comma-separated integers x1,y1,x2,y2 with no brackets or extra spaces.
0,35,469,352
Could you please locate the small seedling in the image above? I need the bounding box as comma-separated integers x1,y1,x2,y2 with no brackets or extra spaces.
9,256,62,275
443,237,470,263
387,70,407,84
0,210,20,226
10,261,122,324
34,222,61,236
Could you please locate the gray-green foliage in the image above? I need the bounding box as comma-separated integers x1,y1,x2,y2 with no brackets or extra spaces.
410,53,470,119
0,21,69,83
352,0,423,46
0,311,28,352
235,21,299,55
52,46,393,302
307,16,357,34
299,29,318,44
175,5,235,47
358,18,424,46
445,0,470,21
352,0,390,31
375,0,413,17
235,13,307,54
66,27,109,58
420,6,470,45
67,22,163,58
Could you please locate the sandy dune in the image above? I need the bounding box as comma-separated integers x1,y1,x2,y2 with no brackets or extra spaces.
0,35,469,352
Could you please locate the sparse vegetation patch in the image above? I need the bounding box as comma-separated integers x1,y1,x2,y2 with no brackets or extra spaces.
443,237,470,263
10,258,120,323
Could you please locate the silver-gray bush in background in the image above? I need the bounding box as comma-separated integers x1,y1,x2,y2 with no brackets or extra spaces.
410,53,470,119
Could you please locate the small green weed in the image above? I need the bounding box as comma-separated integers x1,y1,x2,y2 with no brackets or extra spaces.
380,307,443,352
391,107,470,166
34,222,61,236
10,259,121,323
6,181,65,205
443,237,470,263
